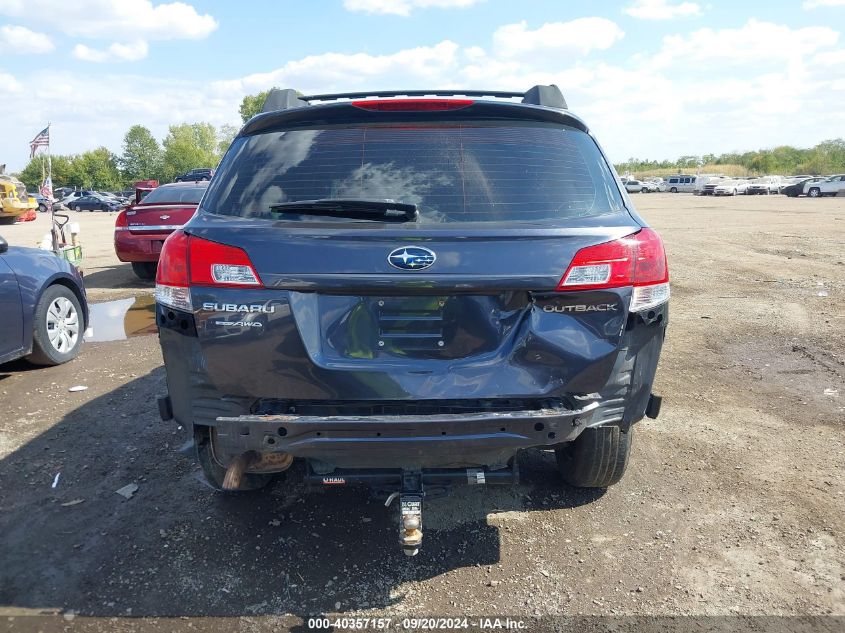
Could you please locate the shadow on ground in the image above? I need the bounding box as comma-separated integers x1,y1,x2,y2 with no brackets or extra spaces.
0,358,45,380
83,264,152,292
0,368,603,617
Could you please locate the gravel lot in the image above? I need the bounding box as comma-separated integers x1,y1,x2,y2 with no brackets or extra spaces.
0,195,843,628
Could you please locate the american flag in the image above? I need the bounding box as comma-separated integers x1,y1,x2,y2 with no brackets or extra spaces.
40,176,53,201
29,126,50,158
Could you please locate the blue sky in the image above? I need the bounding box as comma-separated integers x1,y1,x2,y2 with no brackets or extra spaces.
1,0,844,171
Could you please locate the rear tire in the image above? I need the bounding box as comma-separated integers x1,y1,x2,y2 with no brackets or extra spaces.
807,187,821,198
195,426,274,492
669,187,678,193
555,425,632,488
74,204,82,212
131,261,157,280
27,284,84,366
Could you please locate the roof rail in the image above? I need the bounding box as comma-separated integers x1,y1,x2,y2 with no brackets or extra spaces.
261,85,568,113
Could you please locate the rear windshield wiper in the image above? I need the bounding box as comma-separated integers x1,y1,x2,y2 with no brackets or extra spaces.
269,198,418,222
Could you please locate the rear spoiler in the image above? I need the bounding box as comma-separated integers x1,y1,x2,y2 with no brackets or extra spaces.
260,85,568,114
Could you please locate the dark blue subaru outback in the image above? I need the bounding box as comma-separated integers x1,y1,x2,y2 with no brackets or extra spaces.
155,86,668,554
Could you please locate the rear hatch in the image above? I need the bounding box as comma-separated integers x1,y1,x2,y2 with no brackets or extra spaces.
169,102,650,402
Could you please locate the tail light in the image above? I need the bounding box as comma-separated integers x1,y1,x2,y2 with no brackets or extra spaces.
114,210,128,230
557,228,669,312
351,98,474,111
155,230,262,311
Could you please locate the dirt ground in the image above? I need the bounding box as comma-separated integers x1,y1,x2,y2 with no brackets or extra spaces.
0,196,843,629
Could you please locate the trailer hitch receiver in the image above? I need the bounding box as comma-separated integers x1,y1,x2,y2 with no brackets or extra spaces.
304,463,519,555
399,471,424,556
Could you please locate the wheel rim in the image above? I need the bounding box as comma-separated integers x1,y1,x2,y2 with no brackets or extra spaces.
809,189,819,197
46,297,79,353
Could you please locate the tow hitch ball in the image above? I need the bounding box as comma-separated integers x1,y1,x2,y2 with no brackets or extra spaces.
400,495,423,556
387,471,425,556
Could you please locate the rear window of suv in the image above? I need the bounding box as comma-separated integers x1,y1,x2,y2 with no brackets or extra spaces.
202,122,625,223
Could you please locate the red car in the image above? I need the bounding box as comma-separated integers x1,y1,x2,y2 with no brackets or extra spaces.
114,181,208,280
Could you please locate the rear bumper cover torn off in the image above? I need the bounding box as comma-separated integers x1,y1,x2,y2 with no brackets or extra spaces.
211,402,601,469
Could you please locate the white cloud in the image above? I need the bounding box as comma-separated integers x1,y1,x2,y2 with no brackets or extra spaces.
73,40,149,62
0,0,217,40
623,0,703,20
813,48,845,64
213,41,463,95
652,19,839,67
343,0,483,16
492,18,625,58
0,24,55,54
803,0,845,8
0,72,24,93
1,18,844,173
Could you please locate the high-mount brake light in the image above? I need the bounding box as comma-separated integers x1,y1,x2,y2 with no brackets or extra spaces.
557,228,669,313
351,98,474,111
155,231,263,312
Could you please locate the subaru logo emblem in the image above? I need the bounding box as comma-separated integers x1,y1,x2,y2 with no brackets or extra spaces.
388,246,436,271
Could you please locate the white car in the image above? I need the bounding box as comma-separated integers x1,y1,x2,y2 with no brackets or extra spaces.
624,180,648,193
713,179,742,196
644,179,666,192
746,176,783,195
712,178,752,195
805,174,845,198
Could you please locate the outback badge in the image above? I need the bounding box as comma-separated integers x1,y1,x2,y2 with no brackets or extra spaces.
388,246,436,271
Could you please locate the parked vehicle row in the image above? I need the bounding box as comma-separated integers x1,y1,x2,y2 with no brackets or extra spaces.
54,189,131,211
624,173,845,198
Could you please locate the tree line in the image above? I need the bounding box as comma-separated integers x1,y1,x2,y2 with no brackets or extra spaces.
616,139,845,177
14,90,272,194
16,122,238,193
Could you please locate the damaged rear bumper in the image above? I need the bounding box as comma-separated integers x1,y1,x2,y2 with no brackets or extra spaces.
210,402,600,470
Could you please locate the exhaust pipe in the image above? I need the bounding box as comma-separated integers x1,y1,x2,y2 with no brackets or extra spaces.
222,451,293,490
